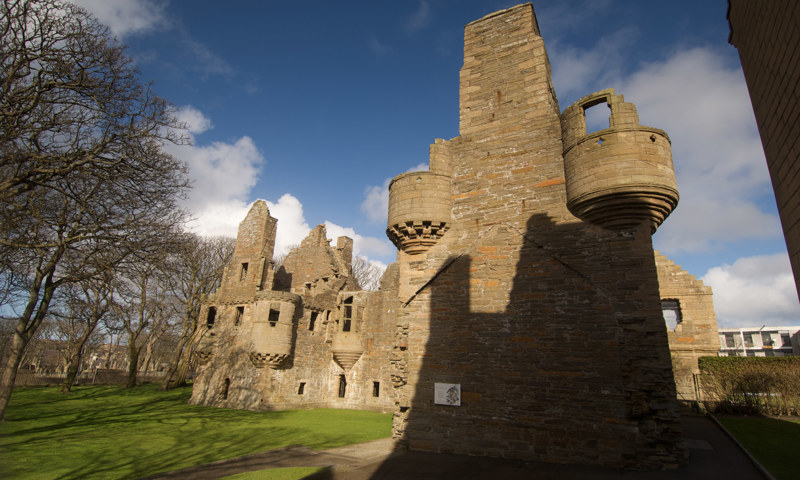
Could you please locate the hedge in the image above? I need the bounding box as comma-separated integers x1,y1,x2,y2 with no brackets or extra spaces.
697,356,800,415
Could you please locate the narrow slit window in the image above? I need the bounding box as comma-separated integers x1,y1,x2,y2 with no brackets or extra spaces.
222,378,230,400
240,262,249,281
372,381,380,397
206,307,217,328
235,306,244,326
309,311,318,331
297,382,306,395
338,374,347,398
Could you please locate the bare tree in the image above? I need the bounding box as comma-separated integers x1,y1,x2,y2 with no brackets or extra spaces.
51,274,112,392
0,0,189,420
351,256,385,291
160,234,235,390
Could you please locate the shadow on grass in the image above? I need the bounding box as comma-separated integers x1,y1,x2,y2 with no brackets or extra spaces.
0,385,391,480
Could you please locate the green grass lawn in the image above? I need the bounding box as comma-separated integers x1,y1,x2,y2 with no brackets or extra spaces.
716,415,800,480
0,384,391,480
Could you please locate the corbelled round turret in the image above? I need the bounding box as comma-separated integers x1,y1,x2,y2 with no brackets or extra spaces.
386,171,452,254
561,89,679,232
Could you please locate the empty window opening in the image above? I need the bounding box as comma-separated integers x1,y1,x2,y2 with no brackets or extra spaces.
206,307,217,328
372,381,380,398
724,333,737,349
235,306,244,326
762,332,774,347
781,333,792,347
309,311,318,331
743,332,754,348
297,382,306,395
583,100,611,135
222,378,230,400
240,262,249,281
661,299,682,331
342,297,353,332
269,308,280,327
338,375,347,398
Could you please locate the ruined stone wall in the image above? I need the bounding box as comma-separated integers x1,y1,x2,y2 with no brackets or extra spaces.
190,216,395,413
728,0,800,301
387,4,685,470
655,252,719,403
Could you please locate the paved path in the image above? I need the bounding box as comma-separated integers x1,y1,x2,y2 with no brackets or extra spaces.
141,416,773,480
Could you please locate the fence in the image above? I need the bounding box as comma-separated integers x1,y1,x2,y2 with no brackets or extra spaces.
9,369,167,387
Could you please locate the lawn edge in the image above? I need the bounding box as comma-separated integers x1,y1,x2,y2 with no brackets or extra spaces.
708,414,777,480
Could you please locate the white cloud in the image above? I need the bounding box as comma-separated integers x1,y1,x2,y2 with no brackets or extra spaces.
614,47,780,254
361,163,429,224
368,37,392,57
71,0,168,38
324,221,395,259
548,27,638,103
702,254,800,328
266,194,311,257
404,0,432,33
174,105,213,135
362,179,391,223
164,106,264,238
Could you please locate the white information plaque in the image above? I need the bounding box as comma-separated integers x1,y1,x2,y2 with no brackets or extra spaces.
434,383,461,406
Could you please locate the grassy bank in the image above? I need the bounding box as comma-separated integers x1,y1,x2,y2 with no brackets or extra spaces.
0,384,391,480
716,415,800,480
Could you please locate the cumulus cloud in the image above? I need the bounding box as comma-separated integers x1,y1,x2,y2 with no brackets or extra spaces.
266,194,311,257
361,162,429,224
702,254,800,328
548,27,638,104
324,221,395,260
174,105,213,134
621,47,780,253
165,106,264,238
72,0,168,38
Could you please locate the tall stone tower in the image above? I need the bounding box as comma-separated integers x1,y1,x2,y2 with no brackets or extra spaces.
386,4,685,469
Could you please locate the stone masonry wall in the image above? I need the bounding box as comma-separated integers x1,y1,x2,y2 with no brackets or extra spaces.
655,252,719,402
190,213,396,413
728,0,800,301
387,4,685,470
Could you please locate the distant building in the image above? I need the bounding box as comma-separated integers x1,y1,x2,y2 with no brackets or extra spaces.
718,326,800,356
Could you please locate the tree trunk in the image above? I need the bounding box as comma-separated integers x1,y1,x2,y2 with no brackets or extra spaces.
126,343,140,388
160,327,193,390
60,325,95,393
0,333,27,421
61,354,82,393
0,265,59,421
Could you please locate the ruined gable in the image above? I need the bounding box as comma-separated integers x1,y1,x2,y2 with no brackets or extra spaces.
655,252,720,403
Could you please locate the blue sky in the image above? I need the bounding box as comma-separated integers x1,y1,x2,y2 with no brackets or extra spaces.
73,0,800,328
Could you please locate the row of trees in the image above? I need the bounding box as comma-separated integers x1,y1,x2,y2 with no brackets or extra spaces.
0,0,389,422
0,0,237,420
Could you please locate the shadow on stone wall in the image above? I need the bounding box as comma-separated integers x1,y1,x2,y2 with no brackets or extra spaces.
366,212,682,474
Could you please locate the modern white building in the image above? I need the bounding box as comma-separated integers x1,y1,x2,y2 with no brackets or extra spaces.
718,326,800,356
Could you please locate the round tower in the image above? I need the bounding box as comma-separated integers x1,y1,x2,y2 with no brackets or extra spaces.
386,171,452,254
561,89,679,232
249,291,301,369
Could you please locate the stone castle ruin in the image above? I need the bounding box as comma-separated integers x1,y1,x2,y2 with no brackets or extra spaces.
190,3,720,470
